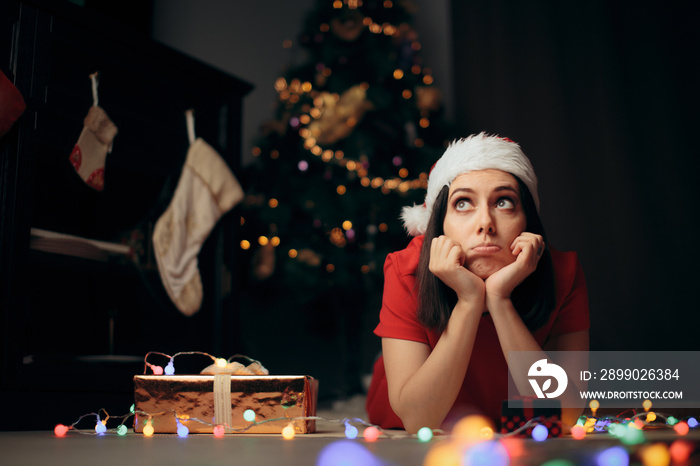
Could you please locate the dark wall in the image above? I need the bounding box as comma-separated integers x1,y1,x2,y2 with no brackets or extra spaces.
451,1,698,351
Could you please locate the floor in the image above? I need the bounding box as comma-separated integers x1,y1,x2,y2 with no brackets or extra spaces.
3,395,700,466
3,428,700,466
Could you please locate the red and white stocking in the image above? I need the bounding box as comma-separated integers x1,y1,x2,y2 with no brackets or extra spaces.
153,111,244,315
69,73,118,191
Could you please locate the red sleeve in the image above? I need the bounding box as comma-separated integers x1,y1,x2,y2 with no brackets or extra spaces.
548,250,590,337
374,241,429,345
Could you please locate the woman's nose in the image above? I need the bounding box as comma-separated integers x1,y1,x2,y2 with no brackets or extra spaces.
476,208,495,234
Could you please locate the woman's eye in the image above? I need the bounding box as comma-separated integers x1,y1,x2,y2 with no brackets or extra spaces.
496,198,515,209
455,199,472,211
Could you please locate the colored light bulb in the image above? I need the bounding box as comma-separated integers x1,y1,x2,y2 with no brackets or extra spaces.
282,423,296,440
95,419,107,435
344,424,358,439
152,365,163,375
216,358,227,368
607,423,626,437
620,425,645,445
640,443,670,466
589,400,599,416
452,415,493,443
177,423,189,438
462,440,510,466
316,440,382,466
669,440,694,463
165,361,175,375
532,424,548,441
687,417,698,428
417,427,433,442
363,426,380,442
571,424,586,440
143,422,154,437
480,426,494,440
117,425,127,436
243,409,256,422
54,424,69,437
674,421,689,436
213,425,225,437
596,446,629,466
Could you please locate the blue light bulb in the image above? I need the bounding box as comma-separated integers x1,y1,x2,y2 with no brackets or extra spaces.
165,360,175,375
463,440,509,466
345,424,358,439
95,421,107,435
596,446,629,466
532,424,548,441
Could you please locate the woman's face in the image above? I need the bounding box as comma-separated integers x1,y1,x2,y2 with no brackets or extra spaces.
442,169,527,279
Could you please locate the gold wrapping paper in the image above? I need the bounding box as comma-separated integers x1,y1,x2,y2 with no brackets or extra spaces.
133,375,318,434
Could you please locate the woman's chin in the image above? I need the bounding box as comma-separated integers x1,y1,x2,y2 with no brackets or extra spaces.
467,259,505,280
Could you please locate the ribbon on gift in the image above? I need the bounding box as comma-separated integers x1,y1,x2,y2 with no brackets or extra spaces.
214,374,233,429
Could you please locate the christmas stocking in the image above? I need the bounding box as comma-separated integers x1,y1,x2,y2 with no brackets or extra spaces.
69,73,118,191
153,136,244,316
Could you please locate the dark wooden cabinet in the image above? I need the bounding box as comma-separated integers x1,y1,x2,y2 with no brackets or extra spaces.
0,0,252,429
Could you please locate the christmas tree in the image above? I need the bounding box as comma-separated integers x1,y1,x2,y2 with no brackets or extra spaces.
238,0,453,395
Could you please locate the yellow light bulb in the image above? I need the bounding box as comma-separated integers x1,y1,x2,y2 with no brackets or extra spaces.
282,424,296,440
216,358,227,368
643,399,652,412
479,426,493,440
143,423,154,437
640,443,670,466
589,400,600,413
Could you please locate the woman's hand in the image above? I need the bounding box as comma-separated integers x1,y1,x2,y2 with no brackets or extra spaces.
430,236,485,305
485,232,544,303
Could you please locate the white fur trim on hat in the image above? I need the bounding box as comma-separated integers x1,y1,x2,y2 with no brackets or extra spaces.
401,132,539,236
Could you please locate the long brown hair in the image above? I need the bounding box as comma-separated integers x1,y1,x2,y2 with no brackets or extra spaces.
415,176,555,333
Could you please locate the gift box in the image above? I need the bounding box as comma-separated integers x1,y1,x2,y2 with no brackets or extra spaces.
500,398,561,438
133,374,318,434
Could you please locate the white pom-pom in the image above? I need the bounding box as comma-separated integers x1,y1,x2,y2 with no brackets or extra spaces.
401,204,429,236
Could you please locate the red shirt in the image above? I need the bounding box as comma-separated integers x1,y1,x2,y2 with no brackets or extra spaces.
365,235,590,429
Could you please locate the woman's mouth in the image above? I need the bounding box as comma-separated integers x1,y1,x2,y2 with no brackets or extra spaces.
472,245,501,254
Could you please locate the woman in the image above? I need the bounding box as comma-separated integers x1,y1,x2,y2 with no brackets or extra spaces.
365,133,589,433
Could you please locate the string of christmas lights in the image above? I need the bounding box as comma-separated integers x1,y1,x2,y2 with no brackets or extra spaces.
51,350,699,465
262,75,430,194
53,402,699,440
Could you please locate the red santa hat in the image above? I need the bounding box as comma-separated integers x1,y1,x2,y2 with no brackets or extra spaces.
401,132,539,236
